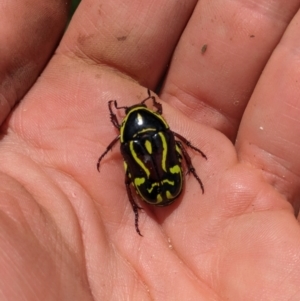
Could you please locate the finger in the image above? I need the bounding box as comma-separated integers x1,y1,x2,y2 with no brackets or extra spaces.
0,0,69,125
160,0,300,140
57,0,197,89
236,10,300,210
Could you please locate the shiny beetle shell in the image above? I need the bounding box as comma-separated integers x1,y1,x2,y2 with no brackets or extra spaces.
97,89,207,235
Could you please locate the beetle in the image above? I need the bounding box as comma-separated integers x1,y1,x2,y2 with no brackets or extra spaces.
97,89,207,235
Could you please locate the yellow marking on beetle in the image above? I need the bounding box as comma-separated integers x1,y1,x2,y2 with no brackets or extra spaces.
162,179,174,186
133,128,156,138
156,194,163,203
147,179,174,194
147,182,159,194
176,144,182,156
158,132,167,172
170,165,181,174
145,140,152,154
129,141,150,177
123,161,128,171
134,177,145,186
166,191,173,199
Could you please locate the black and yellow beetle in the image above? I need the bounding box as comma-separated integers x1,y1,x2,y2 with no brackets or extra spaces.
97,89,207,235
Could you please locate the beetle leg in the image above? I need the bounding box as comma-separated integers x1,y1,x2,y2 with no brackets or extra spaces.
175,140,205,194
172,131,207,160
141,89,163,115
151,94,162,115
97,135,120,171
108,100,122,129
125,173,143,236
141,89,152,105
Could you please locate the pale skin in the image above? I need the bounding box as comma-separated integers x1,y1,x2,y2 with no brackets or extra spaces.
1,0,300,300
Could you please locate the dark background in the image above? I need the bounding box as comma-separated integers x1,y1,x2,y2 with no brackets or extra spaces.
70,0,81,19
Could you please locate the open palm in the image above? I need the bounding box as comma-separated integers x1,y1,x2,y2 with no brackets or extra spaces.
1,1,300,300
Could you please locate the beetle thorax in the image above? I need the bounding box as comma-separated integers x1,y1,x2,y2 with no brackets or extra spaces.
120,107,168,143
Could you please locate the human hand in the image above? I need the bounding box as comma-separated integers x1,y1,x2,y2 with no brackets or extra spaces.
1,1,300,300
